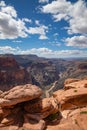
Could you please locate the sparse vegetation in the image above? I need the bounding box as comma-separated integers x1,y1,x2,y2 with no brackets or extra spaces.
80,111,87,114
46,112,59,121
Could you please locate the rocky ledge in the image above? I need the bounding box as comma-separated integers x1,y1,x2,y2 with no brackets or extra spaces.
0,78,87,130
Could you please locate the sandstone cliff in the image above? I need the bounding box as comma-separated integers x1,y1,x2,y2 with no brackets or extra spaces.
0,78,87,130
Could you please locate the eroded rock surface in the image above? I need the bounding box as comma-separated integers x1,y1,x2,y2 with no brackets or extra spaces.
0,78,87,130
0,84,42,107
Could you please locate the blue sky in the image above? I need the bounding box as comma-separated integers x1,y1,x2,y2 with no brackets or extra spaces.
0,0,87,58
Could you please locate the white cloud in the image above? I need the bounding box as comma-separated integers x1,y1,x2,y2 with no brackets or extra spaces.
0,1,5,7
65,35,87,48
27,25,48,39
0,46,87,58
41,0,71,20
35,20,40,26
0,1,48,40
1,5,17,18
0,1,28,39
39,35,48,40
41,0,87,35
68,0,87,34
53,33,59,37
22,18,32,23
39,0,49,4
0,46,19,54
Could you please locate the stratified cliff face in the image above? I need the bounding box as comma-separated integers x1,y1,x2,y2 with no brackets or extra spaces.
0,56,19,69
0,54,87,92
0,56,32,91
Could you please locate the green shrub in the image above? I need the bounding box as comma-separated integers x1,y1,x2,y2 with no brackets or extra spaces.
80,111,87,114
46,112,59,121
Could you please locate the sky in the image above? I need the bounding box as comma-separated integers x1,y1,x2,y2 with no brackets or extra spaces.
0,0,87,58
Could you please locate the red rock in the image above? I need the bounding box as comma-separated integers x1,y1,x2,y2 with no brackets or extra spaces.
0,57,19,69
1,114,15,126
0,84,42,107
25,97,59,119
0,57,32,91
53,87,87,110
24,98,53,113
23,114,45,130
64,79,87,90
0,108,11,118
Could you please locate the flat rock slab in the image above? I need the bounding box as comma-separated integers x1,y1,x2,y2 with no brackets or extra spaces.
0,84,42,107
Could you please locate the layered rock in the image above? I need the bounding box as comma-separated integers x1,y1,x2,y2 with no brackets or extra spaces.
0,56,32,91
0,57,19,69
0,84,42,107
64,78,87,90
53,87,87,110
0,78,87,130
0,84,59,130
47,78,87,130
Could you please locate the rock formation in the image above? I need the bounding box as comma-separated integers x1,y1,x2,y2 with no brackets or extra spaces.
0,78,87,130
0,56,32,91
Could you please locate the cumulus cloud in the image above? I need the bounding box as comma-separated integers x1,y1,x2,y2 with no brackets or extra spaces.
27,25,48,39
0,46,19,54
0,46,87,58
0,1,48,40
39,0,49,4
41,0,87,35
65,35,87,48
0,1,5,7
41,0,71,21
0,1,28,39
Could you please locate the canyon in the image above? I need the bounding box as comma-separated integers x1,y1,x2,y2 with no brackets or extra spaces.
0,55,87,130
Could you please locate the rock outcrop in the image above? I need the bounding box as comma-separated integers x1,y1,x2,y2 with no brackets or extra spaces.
0,84,42,107
0,84,59,130
47,78,87,130
0,78,87,130
0,56,32,91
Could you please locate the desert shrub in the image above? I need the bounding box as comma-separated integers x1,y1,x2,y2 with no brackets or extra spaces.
80,111,87,114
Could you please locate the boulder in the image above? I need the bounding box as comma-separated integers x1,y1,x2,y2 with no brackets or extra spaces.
53,88,87,110
0,84,42,107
